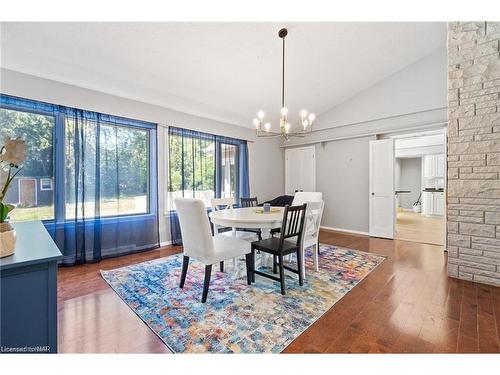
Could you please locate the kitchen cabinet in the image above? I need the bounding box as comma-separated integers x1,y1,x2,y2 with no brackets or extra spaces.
424,154,445,179
422,191,445,216
434,192,445,216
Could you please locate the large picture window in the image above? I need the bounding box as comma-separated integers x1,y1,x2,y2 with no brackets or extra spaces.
0,107,55,221
0,94,159,265
64,118,150,219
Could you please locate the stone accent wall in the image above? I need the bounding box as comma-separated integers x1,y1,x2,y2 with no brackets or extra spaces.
447,22,500,287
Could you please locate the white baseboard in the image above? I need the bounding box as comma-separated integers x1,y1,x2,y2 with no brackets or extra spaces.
160,241,172,247
320,226,369,236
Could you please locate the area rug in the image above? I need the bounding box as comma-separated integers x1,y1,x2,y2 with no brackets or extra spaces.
101,244,385,353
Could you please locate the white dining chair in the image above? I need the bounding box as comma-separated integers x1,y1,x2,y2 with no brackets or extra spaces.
284,192,324,276
300,200,325,277
175,198,252,303
210,197,234,211
292,191,323,205
271,192,323,238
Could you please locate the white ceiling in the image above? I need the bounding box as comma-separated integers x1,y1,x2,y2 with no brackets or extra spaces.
0,22,446,128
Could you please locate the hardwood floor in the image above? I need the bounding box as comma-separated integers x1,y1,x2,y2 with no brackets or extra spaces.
57,230,500,353
395,211,444,246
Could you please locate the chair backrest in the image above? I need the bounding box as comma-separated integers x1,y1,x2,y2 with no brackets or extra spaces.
278,204,307,248
292,191,323,205
304,200,324,238
175,198,214,259
210,197,234,211
240,197,258,208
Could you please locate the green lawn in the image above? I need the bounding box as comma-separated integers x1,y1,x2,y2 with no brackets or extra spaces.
8,196,147,222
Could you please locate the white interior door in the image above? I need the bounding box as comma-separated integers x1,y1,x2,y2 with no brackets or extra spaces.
369,139,395,239
285,146,316,194
300,147,315,192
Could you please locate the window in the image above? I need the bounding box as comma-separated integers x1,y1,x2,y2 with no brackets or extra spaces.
40,178,53,191
1,94,159,265
167,127,250,245
167,130,215,208
0,107,55,221
64,117,150,219
99,124,149,216
167,127,248,208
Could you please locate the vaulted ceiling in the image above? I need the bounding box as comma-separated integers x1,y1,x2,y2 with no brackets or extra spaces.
0,22,446,128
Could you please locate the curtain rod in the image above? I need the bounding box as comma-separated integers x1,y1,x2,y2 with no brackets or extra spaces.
156,122,255,143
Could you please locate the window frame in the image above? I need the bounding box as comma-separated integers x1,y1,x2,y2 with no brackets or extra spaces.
40,178,53,191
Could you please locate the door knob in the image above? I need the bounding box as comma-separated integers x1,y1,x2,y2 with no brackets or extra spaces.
371,192,375,195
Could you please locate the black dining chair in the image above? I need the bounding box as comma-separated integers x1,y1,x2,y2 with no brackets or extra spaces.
249,204,307,295
240,197,258,208
239,197,262,240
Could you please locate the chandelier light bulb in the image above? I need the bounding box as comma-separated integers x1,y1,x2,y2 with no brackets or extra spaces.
281,107,288,116
303,119,309,128
253,118,260,128
264,122,271,132
285,123,291,133
257,110,265,119
300,109,308,118
308,113,316,122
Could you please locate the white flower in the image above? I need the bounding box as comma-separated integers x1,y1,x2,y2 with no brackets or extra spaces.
1,137,26,167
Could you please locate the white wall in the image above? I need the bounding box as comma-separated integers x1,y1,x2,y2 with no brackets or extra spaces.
284,47,447,233
0,68,285,243
315,136,373,233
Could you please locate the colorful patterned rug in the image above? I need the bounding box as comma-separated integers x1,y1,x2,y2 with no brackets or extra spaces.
101,244,385,353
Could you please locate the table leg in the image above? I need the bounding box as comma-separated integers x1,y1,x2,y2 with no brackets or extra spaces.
260,228,272,268
232,227,240,275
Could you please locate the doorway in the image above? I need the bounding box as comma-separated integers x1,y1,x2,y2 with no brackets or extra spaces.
394,131,446,246
369,128,447,246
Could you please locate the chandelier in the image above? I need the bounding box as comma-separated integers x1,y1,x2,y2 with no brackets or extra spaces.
253,28,315,141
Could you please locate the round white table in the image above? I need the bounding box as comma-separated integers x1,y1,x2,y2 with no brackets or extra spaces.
209,207,284,273
209,206,284,239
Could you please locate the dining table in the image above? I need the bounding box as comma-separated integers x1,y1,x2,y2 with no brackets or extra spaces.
209,206,284,240
209,206,285,273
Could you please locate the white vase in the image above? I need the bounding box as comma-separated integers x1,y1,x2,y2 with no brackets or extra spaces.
0,222,17,258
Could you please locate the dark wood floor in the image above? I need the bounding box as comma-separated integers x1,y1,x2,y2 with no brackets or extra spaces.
57,230,500,353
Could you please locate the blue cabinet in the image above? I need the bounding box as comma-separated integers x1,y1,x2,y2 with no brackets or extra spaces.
0,221,62,353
